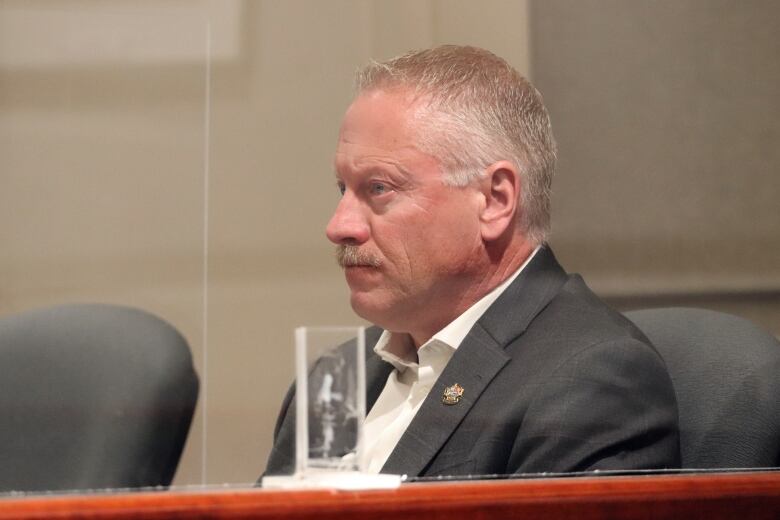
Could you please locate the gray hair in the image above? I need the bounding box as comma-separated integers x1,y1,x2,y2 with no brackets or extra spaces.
355,45,556,245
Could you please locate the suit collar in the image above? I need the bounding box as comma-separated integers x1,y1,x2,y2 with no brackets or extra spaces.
477,245,568,347
379,246,569,476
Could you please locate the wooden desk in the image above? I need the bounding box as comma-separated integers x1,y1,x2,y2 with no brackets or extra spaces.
2,471,779,519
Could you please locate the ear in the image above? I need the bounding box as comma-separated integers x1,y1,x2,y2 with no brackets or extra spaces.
479,160,520,242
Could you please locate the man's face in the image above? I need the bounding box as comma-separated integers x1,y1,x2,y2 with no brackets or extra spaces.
326,89,485,338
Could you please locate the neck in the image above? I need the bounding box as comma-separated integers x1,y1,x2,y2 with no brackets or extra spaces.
407,237,537,348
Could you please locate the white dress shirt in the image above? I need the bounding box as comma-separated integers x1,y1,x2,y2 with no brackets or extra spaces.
362,246,540,473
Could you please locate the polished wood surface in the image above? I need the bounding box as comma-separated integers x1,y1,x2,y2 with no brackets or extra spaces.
2,471,780,519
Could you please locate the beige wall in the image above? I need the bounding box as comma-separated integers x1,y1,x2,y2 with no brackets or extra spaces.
1,0,777,490
529,0,780,336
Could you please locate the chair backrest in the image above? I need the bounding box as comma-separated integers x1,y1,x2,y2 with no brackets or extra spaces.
0,304,199,492
625,307,780,469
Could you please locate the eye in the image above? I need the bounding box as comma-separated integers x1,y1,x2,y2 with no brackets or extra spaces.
369,182,389,195
336,181,346,195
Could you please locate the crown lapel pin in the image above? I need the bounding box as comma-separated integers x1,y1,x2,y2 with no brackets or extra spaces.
442,383,464,405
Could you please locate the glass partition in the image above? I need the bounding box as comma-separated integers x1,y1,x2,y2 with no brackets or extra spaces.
0,0,211,490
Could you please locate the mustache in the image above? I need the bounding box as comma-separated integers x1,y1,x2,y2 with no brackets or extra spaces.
336,245,382,268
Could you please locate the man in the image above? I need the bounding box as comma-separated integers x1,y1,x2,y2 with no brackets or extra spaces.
265,45,680,477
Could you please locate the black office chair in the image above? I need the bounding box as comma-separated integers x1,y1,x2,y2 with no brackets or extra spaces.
0,303,199,492
625,307,780,469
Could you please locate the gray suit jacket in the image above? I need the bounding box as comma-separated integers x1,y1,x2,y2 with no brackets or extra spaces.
263,247,680,477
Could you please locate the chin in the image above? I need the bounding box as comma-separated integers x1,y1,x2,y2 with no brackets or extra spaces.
349,292,398,329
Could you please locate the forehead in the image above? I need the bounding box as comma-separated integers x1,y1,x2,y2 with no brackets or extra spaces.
335,89,437,175
339,89,414,146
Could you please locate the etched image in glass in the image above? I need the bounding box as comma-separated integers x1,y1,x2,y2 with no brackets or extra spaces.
295,327,365,474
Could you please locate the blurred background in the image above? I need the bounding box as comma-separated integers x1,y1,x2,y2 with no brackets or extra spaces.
1,0,778,487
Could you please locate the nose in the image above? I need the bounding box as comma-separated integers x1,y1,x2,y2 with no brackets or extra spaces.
326,192,370,245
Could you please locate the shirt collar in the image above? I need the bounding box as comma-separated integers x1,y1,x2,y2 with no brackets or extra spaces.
374,246,541,371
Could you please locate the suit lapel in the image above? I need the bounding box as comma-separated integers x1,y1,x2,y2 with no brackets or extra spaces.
380,324,508,475
364,326,394,411
380,246,569,476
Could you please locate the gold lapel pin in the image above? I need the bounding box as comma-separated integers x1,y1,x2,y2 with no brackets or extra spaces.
442,383,464,405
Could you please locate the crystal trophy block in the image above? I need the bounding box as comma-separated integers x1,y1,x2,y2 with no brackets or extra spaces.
263,326,401,489
296,326,365,473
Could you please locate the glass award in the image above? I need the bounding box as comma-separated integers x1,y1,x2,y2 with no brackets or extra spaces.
263,326,401,489
297,326,365,473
